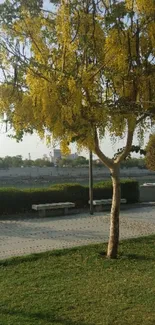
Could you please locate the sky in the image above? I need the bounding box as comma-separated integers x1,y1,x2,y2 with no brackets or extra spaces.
0,0,151,159
0,129,150,159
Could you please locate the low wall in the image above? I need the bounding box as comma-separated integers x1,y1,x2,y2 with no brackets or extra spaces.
0,166,155,178
1,167,106,178
140,185,155,202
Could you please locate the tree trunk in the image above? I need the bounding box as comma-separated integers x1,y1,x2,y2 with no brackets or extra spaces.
107,165,121,259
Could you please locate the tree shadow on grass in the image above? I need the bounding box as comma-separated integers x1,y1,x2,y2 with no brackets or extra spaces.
98,251,155,261
0,307,93,325
119,253,155,261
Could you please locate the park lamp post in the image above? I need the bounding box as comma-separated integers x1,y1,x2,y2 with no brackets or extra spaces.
89,150,93,215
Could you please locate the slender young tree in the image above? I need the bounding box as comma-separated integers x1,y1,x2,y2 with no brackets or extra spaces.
1,0,155,258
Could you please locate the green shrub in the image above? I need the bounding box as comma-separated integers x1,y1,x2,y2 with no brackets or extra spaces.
94,179,139,203
0,180,139,215
120,179,139,203
51,183,88,207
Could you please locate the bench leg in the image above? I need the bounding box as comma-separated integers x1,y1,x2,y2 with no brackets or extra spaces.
95,205,103,212
64,207,68,215
39,210,46,217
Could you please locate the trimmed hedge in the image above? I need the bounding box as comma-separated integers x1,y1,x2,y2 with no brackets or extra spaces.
94,179,139,203
0,179,139,215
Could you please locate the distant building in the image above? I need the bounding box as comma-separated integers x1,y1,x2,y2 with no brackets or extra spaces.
53,149,61,164
43,154,49,161
67,153,79,160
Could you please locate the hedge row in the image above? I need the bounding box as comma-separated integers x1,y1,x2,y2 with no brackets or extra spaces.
0,179,139,215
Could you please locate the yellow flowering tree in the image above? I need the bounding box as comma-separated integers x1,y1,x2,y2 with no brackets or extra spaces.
1,0,155,258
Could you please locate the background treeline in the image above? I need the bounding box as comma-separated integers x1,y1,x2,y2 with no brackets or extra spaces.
0,155,146,169
0,155,54,168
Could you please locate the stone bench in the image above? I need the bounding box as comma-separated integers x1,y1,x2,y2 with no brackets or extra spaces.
32,202,75,217
88,199,127,211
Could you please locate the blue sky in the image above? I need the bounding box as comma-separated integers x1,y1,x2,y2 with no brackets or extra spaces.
0,0,150,159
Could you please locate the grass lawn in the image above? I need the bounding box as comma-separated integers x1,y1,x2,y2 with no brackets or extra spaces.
0,236,155,325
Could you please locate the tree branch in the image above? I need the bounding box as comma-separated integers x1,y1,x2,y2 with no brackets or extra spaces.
136,113,149,125
0,41,54,85
115,121,135,163
94,130,114,169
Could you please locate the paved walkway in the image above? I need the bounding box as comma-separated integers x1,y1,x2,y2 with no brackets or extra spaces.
0,206,155,260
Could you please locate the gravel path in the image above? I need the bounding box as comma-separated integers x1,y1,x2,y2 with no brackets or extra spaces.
0,206,155,260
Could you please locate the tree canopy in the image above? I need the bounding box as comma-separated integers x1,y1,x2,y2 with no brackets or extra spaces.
0,0,155,153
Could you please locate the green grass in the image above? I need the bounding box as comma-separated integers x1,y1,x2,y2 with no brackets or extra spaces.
0,236,155,325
